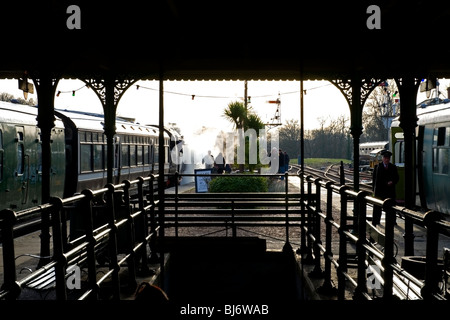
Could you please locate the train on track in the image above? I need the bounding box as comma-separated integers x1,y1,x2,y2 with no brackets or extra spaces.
0,101,184,212
359,141,389,171
391,96,450,214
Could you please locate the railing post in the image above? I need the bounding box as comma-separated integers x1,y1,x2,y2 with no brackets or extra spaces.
148,174,159,263
0,209,20,300
50,197,68,300
122,180,138,291
175,172,179,237
318,181,337,295
337,185,350,300
137,177,152,275
105,183,121,300
354,191,369,300
303,176,314,264
309,178,323,277
421,210,442,299
382,198,397,301
231,200,236,238
298,171,308,255
283,171,292,252
81,188,99,300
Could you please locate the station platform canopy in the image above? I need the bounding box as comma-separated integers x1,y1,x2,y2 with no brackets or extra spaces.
1,0,450,81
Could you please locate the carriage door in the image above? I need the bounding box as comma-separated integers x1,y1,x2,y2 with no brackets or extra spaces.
15,126,28,205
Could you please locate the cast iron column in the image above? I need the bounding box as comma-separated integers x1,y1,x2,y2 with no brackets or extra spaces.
158,71,165,232
395,76,420,256
332,76,383,236
350,76,363,192
33,73,60,267
84,76,136,184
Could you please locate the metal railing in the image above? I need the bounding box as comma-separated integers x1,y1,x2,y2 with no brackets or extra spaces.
1,168,449,301
300,170,450,300
0,175,160,300
162,172,303,251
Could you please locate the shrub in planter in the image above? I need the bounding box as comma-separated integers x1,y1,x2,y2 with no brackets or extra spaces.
209,175,269,193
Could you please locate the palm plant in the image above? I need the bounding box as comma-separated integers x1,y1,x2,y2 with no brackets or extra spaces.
223,100,265,172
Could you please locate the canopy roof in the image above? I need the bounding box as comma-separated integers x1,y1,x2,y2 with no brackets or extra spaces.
1,1,450,80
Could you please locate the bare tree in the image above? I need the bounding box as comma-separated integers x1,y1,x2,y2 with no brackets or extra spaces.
362,80,399,142
0,92,37,106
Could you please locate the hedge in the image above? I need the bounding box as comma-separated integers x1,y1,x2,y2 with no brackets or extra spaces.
208,175,269,193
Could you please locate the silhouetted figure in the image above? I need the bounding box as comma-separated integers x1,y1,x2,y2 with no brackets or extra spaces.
202,150,214,169
135,282,170,315
372,150,399,226
278,149,285,180
284,151,290,173
215,152,225,174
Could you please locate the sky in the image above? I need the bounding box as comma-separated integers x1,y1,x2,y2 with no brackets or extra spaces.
0,78,350,130
1,77,449,155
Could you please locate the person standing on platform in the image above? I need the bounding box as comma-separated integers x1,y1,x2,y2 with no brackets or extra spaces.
202,150,214,169
215,152,226,174
284,151,290,174
278,148,285,180
372,150,399,226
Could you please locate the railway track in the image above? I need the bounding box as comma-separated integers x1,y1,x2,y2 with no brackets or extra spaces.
289,163,373,193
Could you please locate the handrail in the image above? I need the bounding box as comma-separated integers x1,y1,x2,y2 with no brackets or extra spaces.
1,167,449,301
0,174,160,300
300,166,450,300
163,172,301,249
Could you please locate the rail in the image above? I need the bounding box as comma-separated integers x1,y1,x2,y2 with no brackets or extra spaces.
162,172,303,251
300,170,450,300
1,166,449,301
0,175,160,300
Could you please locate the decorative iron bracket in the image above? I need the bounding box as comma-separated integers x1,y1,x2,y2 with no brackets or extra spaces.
331,78,384,108
83,76,137,110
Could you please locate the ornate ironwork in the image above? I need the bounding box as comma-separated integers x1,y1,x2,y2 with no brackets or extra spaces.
331,78,384,108
83,77,136,108
360,78,384,106
331,79,353,106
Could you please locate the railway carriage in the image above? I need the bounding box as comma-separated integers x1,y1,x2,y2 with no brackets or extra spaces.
359,141,389,170
0,102,66,211
390,97,450,214
0,101,183,211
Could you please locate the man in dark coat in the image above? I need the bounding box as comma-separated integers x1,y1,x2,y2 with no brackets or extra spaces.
372,150,399,226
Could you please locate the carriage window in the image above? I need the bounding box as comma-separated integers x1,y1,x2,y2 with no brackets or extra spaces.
441,149,449,174
446,127,450,146
144,145,149,165
154,145,159,163
437,127,446,146
433,148,449,175
80,144,92,172
394,140,404,166
130,145,137,166
16,132,24,175
93,144,104,170
121,145,130,167
137,145,143,166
